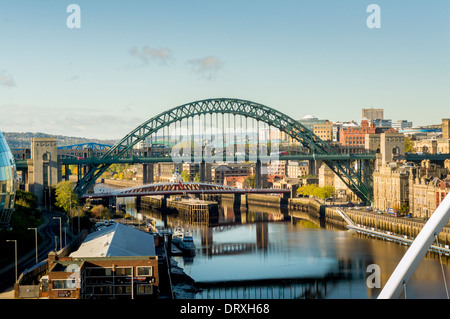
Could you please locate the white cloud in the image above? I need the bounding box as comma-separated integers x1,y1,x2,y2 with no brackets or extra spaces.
129,46,174,65
187,56,223,80
0,70,16,87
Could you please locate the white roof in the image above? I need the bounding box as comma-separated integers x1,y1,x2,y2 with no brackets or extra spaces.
70,223,155,258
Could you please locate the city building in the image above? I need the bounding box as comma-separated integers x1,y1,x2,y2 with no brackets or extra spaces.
373,119,392,128
0,131,17,228
153,162,182,183
211,164,252,185
392,120,413,131
443,119,450,140
286,161,309,178
267,161,287,176
298,115,328,131
224,176,246,189
373,162,411,213
318,163,358,201
362,108,384,121
313,121,334,141
45,223,160,299
413,139,450,154
373,160,450,218
340,119,377,147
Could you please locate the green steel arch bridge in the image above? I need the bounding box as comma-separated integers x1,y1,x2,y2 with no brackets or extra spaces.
70,98,375,203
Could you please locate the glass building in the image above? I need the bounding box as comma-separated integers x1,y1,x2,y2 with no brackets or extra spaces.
0,131,17,227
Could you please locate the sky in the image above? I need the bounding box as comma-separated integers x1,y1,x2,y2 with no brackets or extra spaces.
0,0,449,140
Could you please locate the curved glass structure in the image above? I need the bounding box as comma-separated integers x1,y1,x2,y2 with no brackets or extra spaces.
0,131,17,227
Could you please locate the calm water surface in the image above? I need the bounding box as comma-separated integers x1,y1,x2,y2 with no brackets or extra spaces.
97,184,450,299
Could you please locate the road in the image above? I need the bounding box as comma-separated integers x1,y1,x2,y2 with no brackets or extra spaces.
0,210,72,294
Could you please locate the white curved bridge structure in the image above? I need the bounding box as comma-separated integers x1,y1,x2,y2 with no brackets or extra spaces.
378,193,450,299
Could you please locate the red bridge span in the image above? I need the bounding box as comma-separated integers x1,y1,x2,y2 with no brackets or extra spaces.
81,182,291,199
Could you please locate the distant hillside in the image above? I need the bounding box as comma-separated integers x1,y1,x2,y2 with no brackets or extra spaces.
2,132,118,149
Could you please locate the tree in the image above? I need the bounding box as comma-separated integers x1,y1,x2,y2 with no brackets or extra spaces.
194,173,201,183
399,203,410,216
181,170,190,182
244,175,255,188
91,205,110,219
55,181,79,213
404,137,414,153
296,184,336,199
297,184,319,197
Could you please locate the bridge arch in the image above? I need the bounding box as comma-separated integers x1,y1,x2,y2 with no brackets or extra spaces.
75,98,372,203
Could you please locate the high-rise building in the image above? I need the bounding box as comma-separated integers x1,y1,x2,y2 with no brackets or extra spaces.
362,108,384,121
0,131,17,228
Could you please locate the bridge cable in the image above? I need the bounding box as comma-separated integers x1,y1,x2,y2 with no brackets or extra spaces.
435,234,450,299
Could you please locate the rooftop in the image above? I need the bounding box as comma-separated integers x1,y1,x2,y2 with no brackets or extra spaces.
70,223,155,258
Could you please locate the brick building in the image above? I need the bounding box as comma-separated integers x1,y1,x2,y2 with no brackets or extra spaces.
45,223,160,299
340,120,377,147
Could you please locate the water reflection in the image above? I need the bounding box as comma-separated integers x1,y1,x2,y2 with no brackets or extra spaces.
93,184,450,299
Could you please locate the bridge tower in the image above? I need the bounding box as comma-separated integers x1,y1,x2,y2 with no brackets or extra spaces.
26,138,58,207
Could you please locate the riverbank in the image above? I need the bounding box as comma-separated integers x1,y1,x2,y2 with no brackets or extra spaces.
289,197,450,247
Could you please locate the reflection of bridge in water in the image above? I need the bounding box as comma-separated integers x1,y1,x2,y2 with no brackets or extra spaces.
194,258,368,299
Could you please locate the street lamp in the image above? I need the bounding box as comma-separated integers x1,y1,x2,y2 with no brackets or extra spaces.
27,228,38,264
53,217,62,250
54,236,58,251
6,240,17,283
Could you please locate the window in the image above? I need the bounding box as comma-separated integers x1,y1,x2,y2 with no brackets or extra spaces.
137,284,153,295
115,267,132,276
137,266,152,276
53,279,76,290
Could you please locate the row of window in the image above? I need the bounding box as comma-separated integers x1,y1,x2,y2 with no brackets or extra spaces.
83,284,153,296
84,266,152,277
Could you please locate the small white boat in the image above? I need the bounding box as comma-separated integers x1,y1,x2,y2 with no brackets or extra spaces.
172,227,196,256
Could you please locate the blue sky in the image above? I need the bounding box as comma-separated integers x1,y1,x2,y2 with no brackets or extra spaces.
0,1,449,139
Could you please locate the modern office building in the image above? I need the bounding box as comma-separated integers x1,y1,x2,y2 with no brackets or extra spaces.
0,131,17,228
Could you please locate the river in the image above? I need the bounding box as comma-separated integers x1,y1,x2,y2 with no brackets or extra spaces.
95,184,450,299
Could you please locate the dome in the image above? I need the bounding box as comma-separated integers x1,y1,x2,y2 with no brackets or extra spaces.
302,114,317,120
0,131,17,228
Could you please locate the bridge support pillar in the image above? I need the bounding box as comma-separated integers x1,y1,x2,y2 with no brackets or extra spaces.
162,195,169,209
308,159,322,176
255,160,261,188
64,164,70,181
281,192,290,207
142,163,154,185
108,196,116,213
233,194,242,208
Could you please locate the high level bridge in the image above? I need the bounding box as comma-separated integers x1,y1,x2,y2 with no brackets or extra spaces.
70,98,376,204
15,98,379,204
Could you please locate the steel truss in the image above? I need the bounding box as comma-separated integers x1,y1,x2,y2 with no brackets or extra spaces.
75,98,373,203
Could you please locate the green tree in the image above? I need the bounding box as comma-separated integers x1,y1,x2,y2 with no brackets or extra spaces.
404,137,414,153
399,203,410,215
296,184,335,199
194,172,201,182
297,184,319,197
181,170,190,182
91,205,110,219
244,175,255,188
55,181,79,213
